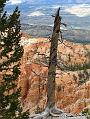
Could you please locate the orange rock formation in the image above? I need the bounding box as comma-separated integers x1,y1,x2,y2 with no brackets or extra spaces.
18,37,90,115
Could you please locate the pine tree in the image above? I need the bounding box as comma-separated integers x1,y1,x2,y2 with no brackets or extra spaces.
0,1,29,119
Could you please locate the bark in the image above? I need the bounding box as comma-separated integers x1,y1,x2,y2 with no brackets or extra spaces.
47,8,61,109
29,8,64,119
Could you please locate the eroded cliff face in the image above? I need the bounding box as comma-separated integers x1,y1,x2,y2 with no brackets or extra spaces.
19,36,90,115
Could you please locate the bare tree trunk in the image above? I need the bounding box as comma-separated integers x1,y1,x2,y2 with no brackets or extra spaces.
47,8,61,109
29,9,65,118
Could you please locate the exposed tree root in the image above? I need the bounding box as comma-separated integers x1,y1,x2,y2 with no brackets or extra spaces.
29,107,64,119
50,107,64,117
29,107,50,119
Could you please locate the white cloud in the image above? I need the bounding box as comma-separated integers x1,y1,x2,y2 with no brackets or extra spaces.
7,0,29,5
51,5,60,9
65,4,90,17
28,11,45,17
7,0,22,5
7,0,35,5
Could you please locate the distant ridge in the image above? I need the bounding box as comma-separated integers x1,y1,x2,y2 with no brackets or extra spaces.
21,24,90,44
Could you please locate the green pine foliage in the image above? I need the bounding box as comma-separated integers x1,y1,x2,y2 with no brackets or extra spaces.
82,108,90,119
0,1,29,119
0,0,7,13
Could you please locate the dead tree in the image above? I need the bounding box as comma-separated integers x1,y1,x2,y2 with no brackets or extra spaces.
47,7,61,109
30,8,65,119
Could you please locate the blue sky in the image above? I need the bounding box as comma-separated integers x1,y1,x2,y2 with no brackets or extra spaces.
7,0,90,5
5,0,90,42
5,0,90,30
6,0,90,18
8,0,90,4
